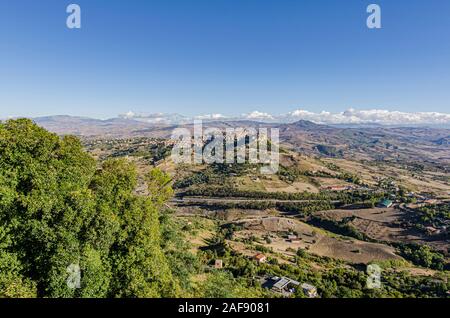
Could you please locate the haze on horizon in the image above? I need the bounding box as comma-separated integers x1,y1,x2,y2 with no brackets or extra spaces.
1,0,450,120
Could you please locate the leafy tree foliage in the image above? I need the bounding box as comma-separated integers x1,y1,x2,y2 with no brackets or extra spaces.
396,243,446,271
0,119,178,297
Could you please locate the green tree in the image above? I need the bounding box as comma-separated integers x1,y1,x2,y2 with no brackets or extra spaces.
0,119,179,298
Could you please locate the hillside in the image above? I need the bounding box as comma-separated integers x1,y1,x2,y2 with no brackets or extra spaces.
31,115,450,168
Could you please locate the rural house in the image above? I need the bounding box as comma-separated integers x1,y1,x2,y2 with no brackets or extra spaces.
269,276,300,294
378,199,393,208
214,259,223,269
253,253,267,263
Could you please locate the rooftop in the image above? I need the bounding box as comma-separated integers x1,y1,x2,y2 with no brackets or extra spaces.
272,277,300,290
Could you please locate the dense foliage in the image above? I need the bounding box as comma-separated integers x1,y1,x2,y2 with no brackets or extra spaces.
0,119,178,297
411,204,450,237
396,243,446,271
182,185,386,205
180,200,335,217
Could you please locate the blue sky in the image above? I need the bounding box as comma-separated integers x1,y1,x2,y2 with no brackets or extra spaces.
0,0,449,119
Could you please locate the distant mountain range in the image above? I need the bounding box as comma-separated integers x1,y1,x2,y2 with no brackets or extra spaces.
116,109,450,127
29,113,450,132
32,115,162,137
26,115,449,167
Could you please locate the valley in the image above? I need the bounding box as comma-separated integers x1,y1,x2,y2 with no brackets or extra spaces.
58,116,450,298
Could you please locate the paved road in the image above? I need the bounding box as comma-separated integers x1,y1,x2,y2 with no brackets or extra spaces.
170,197,340,204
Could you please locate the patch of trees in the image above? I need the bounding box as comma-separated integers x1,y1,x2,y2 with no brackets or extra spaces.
158,210,204,294
315,145,344,158
337,172,362,185
210,162,258,175
151,144,172,163
181,200,336,217
395,243,446,271
174,163,257,189
277,165,302,183
183,186,386,206
108,142,171,164
277,161,363,186
412,204,450,234
304,170,363,185
174,171,211,189
276,201,335,216
220,223,244,240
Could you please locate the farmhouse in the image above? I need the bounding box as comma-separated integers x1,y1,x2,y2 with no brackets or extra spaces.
285,234,301,243
214,259,223,269
253,253,267,263
269,276,300,294
262,276,318,297
378,199,393,208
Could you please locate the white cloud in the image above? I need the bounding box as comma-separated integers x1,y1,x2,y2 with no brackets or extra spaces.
118,112,188,124
285,108,450,125
119,108,450,126
243,111,274,120
195,113,227,120
121,111,135,119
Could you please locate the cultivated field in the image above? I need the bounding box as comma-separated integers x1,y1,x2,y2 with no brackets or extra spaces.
232,216,402,264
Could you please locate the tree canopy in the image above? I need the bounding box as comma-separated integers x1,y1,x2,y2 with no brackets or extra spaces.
0,119,178,297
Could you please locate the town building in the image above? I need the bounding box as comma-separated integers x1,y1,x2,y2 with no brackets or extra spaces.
214,259,223,269
253,253,267,263
270,276,300,294
378,199,393,208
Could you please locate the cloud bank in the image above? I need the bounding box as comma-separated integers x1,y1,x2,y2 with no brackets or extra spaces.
283,109,450,125
119,108,450,127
